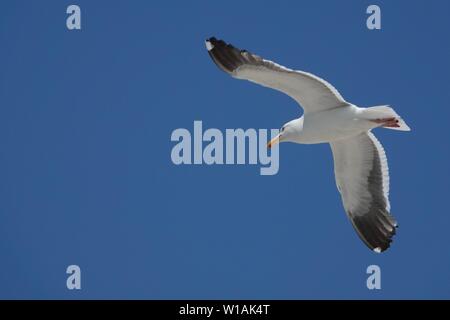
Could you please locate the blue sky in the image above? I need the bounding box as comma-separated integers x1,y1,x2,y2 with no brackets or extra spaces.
0,0,449,299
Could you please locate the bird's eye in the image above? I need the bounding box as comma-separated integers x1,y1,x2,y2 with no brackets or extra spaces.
281,127,285,132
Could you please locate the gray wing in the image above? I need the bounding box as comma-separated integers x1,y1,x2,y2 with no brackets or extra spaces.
330,132,398,252
205,37,349,113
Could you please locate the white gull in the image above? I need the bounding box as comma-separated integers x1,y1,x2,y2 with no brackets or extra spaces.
205,37,411,252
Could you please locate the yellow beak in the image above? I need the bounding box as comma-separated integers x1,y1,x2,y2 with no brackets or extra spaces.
267,134,281,149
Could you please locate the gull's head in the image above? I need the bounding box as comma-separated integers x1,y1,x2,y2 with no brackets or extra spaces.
267,118,304,148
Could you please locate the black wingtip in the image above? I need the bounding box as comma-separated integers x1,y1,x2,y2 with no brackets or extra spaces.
205,37,221,52
204,37,255,76
350,212,398,253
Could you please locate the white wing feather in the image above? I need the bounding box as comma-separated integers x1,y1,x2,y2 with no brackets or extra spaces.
206,38,348,113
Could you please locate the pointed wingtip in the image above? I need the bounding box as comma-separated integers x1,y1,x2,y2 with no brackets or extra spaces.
205,40,214,51
205,37,217,51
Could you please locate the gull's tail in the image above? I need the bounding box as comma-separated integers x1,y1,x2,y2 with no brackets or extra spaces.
364,105,411,131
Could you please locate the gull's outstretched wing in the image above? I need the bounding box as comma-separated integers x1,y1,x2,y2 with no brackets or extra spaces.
205,37,349,113
330,132,398,252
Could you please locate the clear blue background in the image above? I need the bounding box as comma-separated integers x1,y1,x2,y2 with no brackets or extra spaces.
0,0,449,299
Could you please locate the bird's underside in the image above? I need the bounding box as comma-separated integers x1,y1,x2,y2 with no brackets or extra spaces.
205,37,405,252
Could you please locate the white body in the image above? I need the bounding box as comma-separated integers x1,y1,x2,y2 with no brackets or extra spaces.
287,105,377,144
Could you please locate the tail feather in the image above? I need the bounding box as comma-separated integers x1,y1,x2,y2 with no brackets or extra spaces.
364,105,411,131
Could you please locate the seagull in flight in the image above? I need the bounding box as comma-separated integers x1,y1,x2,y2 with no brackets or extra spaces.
205,37,411,252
